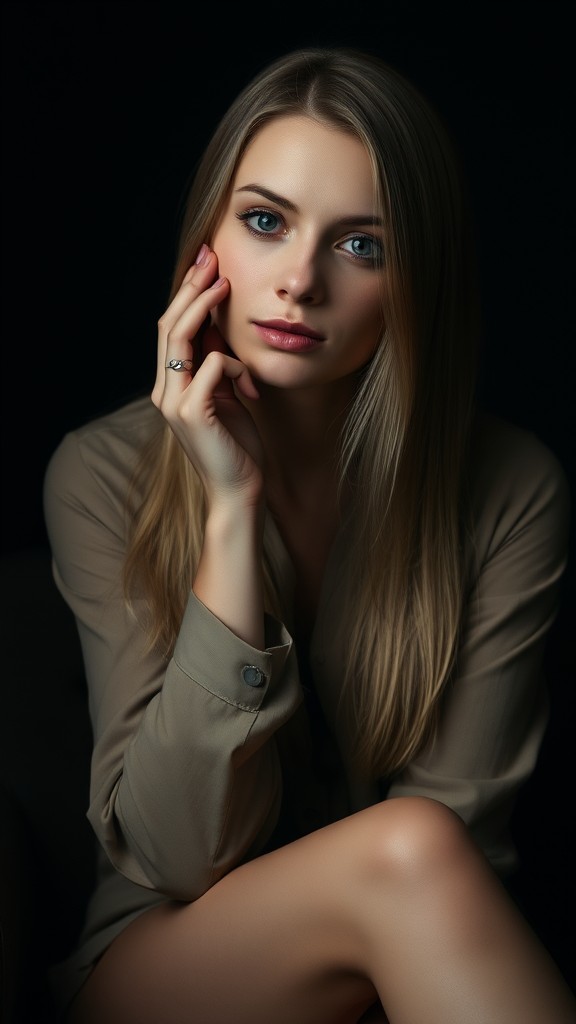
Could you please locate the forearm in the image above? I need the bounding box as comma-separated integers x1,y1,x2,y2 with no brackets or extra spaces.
193,498,265,649
89,592,299,899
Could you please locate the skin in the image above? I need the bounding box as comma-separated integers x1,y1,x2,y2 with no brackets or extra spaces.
153,115,389,648
210,114,386,391
68,116,576,1023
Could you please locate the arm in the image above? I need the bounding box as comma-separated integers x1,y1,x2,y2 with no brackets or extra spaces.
43,251,303,901
386,419,571,875
151,250,268,651
44,425,301,901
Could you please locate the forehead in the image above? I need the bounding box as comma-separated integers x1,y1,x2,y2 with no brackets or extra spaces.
234,115,375,213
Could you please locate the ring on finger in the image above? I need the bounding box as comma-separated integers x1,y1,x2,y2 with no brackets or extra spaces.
165,358,193,372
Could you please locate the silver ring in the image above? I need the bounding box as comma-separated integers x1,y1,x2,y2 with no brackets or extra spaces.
165,358,193,372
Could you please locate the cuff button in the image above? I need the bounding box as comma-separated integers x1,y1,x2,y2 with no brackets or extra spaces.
241,664,266,687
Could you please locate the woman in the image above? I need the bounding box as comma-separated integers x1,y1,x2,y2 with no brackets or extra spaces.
44,46,575,1023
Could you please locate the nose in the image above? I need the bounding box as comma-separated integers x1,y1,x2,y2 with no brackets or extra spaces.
274,239,325,305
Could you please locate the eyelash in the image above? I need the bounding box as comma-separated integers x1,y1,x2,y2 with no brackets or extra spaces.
235,208,383,265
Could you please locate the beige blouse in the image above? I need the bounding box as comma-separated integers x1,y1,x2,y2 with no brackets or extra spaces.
42,395,570,1013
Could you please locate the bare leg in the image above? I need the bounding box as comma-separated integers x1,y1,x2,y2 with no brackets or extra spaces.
68,798,576,1024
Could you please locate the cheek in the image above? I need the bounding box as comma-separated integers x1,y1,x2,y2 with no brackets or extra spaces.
215,247,243,285
216,251,254,327
211,226,250,292
351,284,385,342
209,237,252,340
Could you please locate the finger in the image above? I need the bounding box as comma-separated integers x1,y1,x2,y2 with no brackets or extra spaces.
153,274,229,403
164,277,228,376
203,325,260,401
162,246,215,329
154,246,219,395
193,351,260,406
157,254,209,349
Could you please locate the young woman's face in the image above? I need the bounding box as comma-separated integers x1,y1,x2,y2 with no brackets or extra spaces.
210,115,386,390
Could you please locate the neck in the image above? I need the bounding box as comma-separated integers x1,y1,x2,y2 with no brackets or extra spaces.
246,377,355,485
247,380,356,633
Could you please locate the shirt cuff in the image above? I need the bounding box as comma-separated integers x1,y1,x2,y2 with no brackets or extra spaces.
173,590,294,710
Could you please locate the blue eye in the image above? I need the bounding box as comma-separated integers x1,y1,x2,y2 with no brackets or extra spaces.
237,209,282,235
341,235,383,263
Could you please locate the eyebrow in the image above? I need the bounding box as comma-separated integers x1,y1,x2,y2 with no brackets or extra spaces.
235,183,384,228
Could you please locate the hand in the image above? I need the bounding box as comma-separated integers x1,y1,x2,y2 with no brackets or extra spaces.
152,246,264,508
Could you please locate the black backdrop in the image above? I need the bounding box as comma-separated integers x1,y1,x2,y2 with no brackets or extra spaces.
2,3,574,561
2,0,575,991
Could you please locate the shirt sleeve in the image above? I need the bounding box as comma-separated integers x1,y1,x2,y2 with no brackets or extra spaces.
43,427,302,902
386,423,571,875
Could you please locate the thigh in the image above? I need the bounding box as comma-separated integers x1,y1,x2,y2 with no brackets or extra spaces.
68,808,385,1024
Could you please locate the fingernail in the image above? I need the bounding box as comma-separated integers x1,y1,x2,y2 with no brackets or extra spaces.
210,276,226,288
195,243,209,266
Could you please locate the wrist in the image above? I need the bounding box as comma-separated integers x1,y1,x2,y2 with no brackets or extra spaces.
195,497,266,649
205,479,265,520
203,495,265,542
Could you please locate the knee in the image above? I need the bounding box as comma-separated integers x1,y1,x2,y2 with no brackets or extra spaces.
363,797,476,887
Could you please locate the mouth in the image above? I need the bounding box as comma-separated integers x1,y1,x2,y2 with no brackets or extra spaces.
252,319,326,352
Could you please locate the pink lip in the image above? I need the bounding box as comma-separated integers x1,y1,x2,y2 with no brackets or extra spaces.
252,319,325,352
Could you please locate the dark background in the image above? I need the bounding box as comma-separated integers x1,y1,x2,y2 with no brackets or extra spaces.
1,0,575,1004
1,3,574,558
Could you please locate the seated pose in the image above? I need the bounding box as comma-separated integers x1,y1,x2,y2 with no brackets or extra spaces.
43,46,576,1024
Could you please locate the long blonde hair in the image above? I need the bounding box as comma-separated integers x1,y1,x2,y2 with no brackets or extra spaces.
124,48,480,780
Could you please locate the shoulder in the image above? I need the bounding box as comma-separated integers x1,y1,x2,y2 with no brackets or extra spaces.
44,395,163,522
469,411,570,514
471,412,568,490
467,411,571,568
